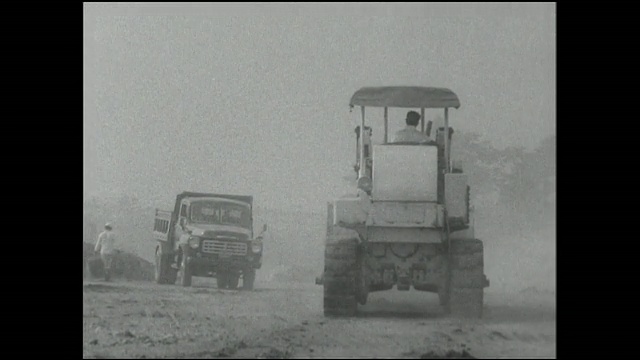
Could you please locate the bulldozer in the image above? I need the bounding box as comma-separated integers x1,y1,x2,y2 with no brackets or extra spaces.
318,86,489,318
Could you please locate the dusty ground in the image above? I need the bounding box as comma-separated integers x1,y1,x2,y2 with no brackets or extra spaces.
83,277,555,359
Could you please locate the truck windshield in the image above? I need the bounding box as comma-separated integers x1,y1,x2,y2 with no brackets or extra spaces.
190,201,251,228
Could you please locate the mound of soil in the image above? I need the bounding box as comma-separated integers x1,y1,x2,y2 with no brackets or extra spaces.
83,242,154,281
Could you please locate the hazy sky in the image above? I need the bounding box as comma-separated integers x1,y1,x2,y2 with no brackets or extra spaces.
84,2,556,210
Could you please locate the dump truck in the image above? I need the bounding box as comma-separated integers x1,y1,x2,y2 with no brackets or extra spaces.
153,191,266,290
318,86,489,318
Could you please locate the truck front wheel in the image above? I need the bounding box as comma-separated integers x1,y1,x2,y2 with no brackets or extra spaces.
154,243,176,285
177,252,192,287
242,269,256,291
227,272,240,289
217,271,229,289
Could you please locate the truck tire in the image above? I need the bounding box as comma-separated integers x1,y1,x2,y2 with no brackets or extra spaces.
242,269,256,291
217,271,229,289
167,266,177,284
88,256,104,280
228,272,240,289
154,244,175,285
177,253,192,287
323,203,360,317
356,254,369,305
446,239,485,318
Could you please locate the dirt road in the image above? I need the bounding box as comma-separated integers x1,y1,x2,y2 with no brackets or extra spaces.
83,278,555,359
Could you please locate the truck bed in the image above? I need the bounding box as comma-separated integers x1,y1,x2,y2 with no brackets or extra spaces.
153,209,172,242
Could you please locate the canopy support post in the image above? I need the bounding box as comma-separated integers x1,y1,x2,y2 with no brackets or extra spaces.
384,107,388,144
359,106,367,179
444,107,450,173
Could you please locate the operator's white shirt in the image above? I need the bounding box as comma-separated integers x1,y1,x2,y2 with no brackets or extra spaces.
95,230,116,255
392,126,431,143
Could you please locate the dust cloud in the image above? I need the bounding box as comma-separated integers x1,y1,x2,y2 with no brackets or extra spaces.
84,3,555,358
83,0,556,297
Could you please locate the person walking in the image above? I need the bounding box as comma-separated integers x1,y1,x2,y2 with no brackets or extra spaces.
95,223,116,281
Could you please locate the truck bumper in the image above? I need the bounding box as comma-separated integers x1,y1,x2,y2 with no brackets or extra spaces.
187,254,261,272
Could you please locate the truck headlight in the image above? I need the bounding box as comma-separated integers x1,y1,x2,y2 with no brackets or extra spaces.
251,242,262,253
188,237,200,249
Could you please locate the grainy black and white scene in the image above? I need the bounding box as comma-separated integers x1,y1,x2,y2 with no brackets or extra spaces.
83,2,556,359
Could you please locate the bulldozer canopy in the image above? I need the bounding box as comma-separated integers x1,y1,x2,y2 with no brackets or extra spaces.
349,86,460,109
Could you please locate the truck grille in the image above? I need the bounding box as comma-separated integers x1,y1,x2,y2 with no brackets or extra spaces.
201,240,247,256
